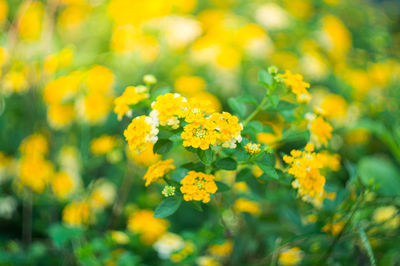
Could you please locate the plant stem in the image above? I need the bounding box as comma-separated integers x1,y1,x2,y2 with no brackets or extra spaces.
22,188,32,248
319,193,364,263
243,95,268,127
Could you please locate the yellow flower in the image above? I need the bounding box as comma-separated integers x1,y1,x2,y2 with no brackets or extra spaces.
322,215,345,236
180,171,217,203
244,143,261,155
90,135,117,155
283,144,326,206
143,159,175,187
19,133,49,157
372,206,400,229
150,93,187,129
126,143,160,167
80,92,113,124
127,209,169,245
181,117,218,150
174,76,206,96
209,240,233,257
183,97,215,123
2,70,29,94
19,156,54,193
51,171,75,199
278,247,303,266
0,0,8,24
62,201,91,227
197,256,221,266
110,231,130,244
321,15,352,60
114,85,149,120
43,71,82,105
210,112,243,148
47,104,75,129
89,179,116,210
58,4,89,31
310,116,332,147
124,115,159,153
233,198,261,215
153,232,185,259
281,70,311,103
86,65,114,94
319,94,347,120
17,1,44,42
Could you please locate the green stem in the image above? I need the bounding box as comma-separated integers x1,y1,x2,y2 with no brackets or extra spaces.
319,193,364,263
243,95,268,127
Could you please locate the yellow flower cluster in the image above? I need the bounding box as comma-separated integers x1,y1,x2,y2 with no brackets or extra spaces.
233,198,261,215
127,209,169,245
180,171,218,203
309,116,333,147
124,115,159,152
209,240,233,257
51,171,75,199
244,143,261,155
114,85,149,120
90,135,117,155
150,93,187,129
278,247,303,266
181,111,243,150
62,201,91,227
143,159,175,187
283,144,326,206
281,70,311,103
18,134,54,193
89,179,116,210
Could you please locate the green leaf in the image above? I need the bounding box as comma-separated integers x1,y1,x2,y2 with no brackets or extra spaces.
215,181,230,192
150,86,171,101
153,139,173,154
171,168,188,182
154,197,182,218
196,149,213,165
236,168,254,181
358,156,400,196
190,201,203,212
228,97,246,118
215,157,237,170
258,70,273,87
257,162,279,180
48,224,84,247
267,94,279,108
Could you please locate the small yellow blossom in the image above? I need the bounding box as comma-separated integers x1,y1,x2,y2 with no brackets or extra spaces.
209,240,233,257
283,144,326,206
197,256,221,266
124,115,159,153
150,93,187,129
174,76,206,96
51,171,75,199
43,71,82,105
19,156,54,193
114,85,149,120
90,135,117,155
17,1,44,42
309,116,332,147
278,247,303,266
143,159,175,187
181,117,218,150
89,180,116,210
210,112,243,148
110,231,130,244
47,104,75,129
0,0,8,24
244,143,261,155
233,198,261,215
180,171,217,203
62,201,91,227
19,133,48,157
281,70,311,103
85,65,114,94
372,206,400,229
322,215,345,236
81,92,113,124
127,210,169,245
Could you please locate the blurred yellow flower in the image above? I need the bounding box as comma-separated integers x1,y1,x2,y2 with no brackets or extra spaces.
143,159,175,187
127,143,160,167
114,86,149,120
90,135,117,155
19,133,48,157
127,209,169,244
174,75,206,96
81,92,113,124
244,143,261,155
17,1,44,42
110,231,130,244
63,201,91,227
233,198,261,215
0,0,7,24
373,206,400,229
19,156,54,193
309,116,332,147
278,247,303,266
89,180,116,210
86,65,114,94
47,104,75,129
51,171,75,199
281,70,311,103
209,240,233,257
